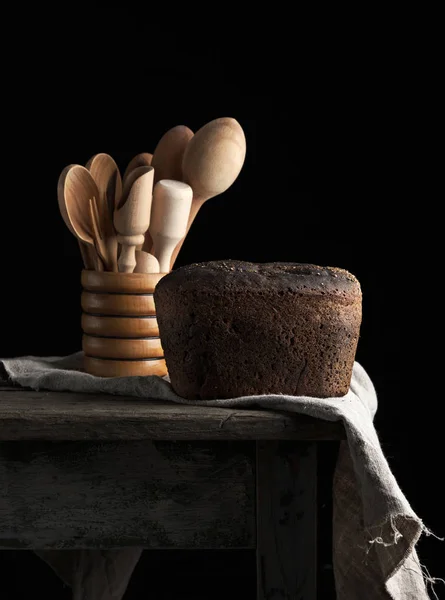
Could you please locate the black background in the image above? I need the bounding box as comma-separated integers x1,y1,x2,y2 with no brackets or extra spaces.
0,3,443,598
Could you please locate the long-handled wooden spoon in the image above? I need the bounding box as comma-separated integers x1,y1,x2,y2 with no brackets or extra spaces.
85,153,122,271
123,153,153,185
149,179,193,273
57,164,105,271
114,167,154,273
169,117,246,268
142,125,194,254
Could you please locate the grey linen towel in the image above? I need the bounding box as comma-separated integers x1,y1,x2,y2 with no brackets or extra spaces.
0,352,437,599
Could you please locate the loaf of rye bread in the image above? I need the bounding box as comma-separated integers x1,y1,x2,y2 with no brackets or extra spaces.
154,260,362,399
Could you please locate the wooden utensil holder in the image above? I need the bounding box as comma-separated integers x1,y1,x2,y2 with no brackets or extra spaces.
81,270,168,377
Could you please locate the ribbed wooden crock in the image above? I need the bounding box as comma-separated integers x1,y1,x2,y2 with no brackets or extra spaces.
81,270,167,377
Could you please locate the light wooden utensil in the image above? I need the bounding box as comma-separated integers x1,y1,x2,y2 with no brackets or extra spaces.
122,153,153,185
134,250,160,273
85,153,122,271
121,165,151,203
122,165,153,253
151,125,194,184
57,164,105,271
149,179,193,273
170,117,246,268
142,125,194,254
114,166,154,273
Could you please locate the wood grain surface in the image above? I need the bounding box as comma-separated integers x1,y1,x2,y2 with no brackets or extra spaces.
81,314,160,338
257,441,317,600
81,291,156,316
0,389,344,441
0,440,255,549
82,356,168,378
82,334,163,359
81,270,164,294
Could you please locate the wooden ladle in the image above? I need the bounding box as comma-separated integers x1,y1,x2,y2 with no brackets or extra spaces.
85,153,122,271
169,117,246,268
114,166,154,273
142,125,194,254
57,164,106,271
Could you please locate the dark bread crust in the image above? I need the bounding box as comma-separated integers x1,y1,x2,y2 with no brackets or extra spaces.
154,260,362,400
156,260,361,296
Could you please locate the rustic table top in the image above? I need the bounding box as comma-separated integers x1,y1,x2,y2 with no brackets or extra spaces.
0,384,344,441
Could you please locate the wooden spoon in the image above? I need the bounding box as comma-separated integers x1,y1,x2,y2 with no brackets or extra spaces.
85,153,122,271
114,167,154,273
151,125,194,184
123,153,153,185
149,179,193,273
134,250,160,273
169,117,246,268
57,164,105,271
143,125,194,254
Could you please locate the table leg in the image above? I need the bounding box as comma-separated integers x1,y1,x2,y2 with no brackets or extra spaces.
256,441,317,600
36,549,143,600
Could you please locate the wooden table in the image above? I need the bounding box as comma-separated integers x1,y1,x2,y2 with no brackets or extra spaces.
0,386,344,599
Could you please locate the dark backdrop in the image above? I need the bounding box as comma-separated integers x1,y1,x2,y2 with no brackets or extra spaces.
0,3,442,599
